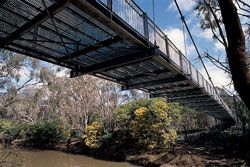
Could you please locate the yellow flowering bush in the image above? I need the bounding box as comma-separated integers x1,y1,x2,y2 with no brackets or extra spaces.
84,122,104,148
58,124,71,139
114,98,181,152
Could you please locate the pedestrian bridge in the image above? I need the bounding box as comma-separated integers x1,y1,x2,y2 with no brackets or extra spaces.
0,0,235,123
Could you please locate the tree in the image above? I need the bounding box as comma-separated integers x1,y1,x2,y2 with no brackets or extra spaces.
0,50,43,113
195,0,250,110
39,72,124,131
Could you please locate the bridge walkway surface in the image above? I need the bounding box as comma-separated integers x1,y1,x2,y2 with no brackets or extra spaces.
0,0,235,123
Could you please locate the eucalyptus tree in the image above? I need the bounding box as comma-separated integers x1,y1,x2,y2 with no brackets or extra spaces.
0,50,43,115
195,0,250,110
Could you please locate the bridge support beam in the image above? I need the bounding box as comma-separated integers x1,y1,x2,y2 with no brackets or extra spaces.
6,43,73,69
148,82,192,92
185,103,220,108
180,99,215,105
171,96,213,103
70,47,160,77
152,86,195,95
168,94,208,101
0,0,7,6
59,36,122,61
73,0,149,47
0,0,69,47
118,69,170,82
151,88,202,98
122,75,187,90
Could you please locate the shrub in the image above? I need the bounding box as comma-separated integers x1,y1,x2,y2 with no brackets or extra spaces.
84,122,104,149
114,98,181,152
17,123,32,139
30,121,66,145
70,128,83,138
0,119,20,140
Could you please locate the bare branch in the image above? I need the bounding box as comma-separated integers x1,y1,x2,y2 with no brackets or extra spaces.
237,0,250,9
204,51,231,73
205,0,228,47
208,18,227,46
235,0,250,16
238,12,250,18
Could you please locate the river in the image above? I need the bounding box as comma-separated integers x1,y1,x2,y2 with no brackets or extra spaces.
0,146,138,167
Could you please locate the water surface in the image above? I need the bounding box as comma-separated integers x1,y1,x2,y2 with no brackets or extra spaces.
0,147,138,167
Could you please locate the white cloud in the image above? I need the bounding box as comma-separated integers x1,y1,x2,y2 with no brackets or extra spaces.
168,0,196,13
200,63,230,87
214,41,225,51
164,28,185,51
163,27,195,57
191,24,213,41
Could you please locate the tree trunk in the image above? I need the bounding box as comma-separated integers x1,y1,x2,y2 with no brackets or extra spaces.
218,0,250,110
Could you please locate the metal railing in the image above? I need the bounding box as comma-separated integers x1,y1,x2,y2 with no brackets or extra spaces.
96,0,229,109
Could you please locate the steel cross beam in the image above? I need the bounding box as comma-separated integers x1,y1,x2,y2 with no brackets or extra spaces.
0,0,7,6
70,47,160,77
59,36,122,61
118,69,170,82
185,102,220,108
168,94,208,101
152,86,195,95
148,82,192,92
180,99,215,105
123,75,187,90
152,87,201,97
74,0,149,47
195,107,224,112
0,0,69,47
170,96,212,103
6,43,73,69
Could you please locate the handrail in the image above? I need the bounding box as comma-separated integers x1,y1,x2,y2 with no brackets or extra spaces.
95,0,230,109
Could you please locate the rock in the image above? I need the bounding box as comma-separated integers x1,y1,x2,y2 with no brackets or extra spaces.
11,139,26,146
68,138,81,145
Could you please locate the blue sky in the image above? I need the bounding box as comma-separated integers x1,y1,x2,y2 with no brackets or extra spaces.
133,0,231,88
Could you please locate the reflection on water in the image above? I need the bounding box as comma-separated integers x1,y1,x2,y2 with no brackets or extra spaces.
0,147,137,167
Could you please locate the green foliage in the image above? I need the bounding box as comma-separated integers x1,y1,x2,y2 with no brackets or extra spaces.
30,121,67,144
70,128,82,138
114,98,181,152
17,123,32,139
0,119,14,132
0,119,20,140
84,122,104,149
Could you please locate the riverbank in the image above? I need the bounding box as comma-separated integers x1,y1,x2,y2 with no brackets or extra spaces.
2,128,249,167
127,144,247,166
1,118,249,166
3,140,248,167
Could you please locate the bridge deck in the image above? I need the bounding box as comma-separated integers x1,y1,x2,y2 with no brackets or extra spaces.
0,0,235,123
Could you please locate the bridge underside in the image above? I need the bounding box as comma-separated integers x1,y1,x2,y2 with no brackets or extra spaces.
0,0,235,123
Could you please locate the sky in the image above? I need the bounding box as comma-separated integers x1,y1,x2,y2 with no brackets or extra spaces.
133,0,232,88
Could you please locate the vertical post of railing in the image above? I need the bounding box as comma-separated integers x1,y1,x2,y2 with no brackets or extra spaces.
202,77,205,88
179,50,183,71
196,70,199,85
189,62,192,78
107,0,112,11
143,12,149,40
165,35,170,58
